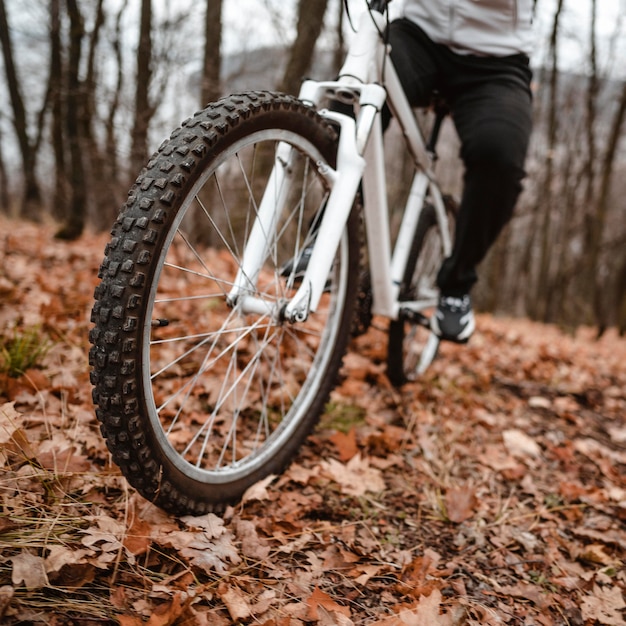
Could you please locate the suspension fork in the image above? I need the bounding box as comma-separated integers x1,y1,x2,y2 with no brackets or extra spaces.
226,112,366,322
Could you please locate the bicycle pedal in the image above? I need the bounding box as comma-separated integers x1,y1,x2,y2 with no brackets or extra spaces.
399,307,430,328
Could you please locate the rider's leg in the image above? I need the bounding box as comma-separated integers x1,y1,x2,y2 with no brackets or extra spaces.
437,57,533,297
388,20,533,341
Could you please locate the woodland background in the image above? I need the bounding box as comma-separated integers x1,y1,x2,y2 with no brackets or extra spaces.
0,0,624,331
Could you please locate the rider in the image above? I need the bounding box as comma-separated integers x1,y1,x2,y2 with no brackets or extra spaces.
392,1,534,342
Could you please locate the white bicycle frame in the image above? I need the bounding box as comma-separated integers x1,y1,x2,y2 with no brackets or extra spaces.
229,8,452,326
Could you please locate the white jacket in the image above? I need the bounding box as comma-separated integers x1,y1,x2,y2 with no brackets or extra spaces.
402,0,535,57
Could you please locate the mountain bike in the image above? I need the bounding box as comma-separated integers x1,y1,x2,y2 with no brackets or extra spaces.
89,0,457,514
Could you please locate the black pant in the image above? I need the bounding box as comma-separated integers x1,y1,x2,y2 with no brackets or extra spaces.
388,18,533,297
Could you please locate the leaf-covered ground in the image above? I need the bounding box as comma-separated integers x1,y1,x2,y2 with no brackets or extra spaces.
0,216,625,625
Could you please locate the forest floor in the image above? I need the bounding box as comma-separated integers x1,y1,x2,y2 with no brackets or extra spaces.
0,216,625,625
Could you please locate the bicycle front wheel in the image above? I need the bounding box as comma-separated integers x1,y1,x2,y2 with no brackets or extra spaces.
90,92,361,514
387,198,456,386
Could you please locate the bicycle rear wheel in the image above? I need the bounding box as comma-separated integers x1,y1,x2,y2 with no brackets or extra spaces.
90,92,361,514
387,198,456,386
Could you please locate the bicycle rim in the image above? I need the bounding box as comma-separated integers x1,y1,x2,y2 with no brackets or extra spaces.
148,132,346,473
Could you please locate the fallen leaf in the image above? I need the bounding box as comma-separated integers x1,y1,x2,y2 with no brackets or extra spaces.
503,429,542,458
179,534,242,574
580,584,626,624
219,586,252,621
445,486,477,523
146,593,184,626
11,551,48,589
397,589,447,626
0,586,14,620
234,518,271,560
180,512,226,539
307,586,351,621
241,473,277,504
330,427,359,462
319,453,385,496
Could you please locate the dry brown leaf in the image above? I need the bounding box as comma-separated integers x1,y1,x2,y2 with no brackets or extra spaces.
445,486,477,523
580,585,626,624
36,448,92,473
234,518,271,560
330,427,359,462
123,516,153,556
179,512,226,538
574,543,621,567
219,586,252,621
307,586,351,621
396,589,449,626
319,453,385,496
180,534,241,575
241,473,277,504
11,551,48,589
145,593,184,626
45,545,92,574
502,429,542,458
0,586,14,620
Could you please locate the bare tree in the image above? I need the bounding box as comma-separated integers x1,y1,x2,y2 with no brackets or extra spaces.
56,0,87,240
278,0,329,95
81,0,113,230
0,112,9,212
593,79,626,332
130,0,155,178
49,0,68,222
201,0,223,106
96,0,129,230
526,0,564,321
0,0,42,219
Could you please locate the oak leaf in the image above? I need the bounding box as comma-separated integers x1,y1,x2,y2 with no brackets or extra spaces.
580,585,626,624
319,453,385,496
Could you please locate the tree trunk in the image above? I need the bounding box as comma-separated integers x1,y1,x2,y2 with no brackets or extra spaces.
81,0,109,227
49,0,68,222
56,0,87,240
526,0,564,321
618,253,626,336
278,0,329,95
96,0,129,231
593,79,626,331
201,0,222,106
0,0,41,219
130,0,155,178
0,113,10,213
580,0,600,324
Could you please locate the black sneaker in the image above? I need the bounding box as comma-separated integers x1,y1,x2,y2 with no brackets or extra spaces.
280,245,313,279
431,295,475,343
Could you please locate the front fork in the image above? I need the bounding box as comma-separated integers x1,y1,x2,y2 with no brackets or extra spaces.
227,91,385,323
